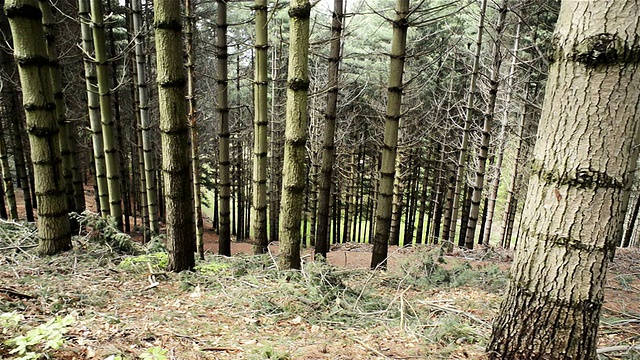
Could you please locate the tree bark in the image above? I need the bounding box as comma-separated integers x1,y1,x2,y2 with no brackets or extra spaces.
487,1,640,358
154,0,196,272
5,0,71,254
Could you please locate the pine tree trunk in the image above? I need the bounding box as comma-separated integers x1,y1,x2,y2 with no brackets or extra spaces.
131,0,159,234
251,0,269,254
0,118,18,219
447,0,487,245
79,0,109,218
184,0,204,259
154,0,196,272
90,0,122,228
278,0,312,269
5,0,71,254
217,0,232,256
370,0,408,268
465,0,507,248
488,1,640,357
314,0,343,257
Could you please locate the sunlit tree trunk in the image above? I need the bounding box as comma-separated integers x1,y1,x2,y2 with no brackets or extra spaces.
315,0,343,257
370,0,408,268
90,0,122,228
5,0,71,253
465,0,507,248
488,1,640,357
278,0,311,269
154,0,196,271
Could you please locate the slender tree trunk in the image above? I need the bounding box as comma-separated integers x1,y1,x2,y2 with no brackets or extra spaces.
447,0,487,246
623,193,640,247
278,0,312,269
185,0,204,259
370,0,409,269
90,0,122,228
251,0,269,254
0,118,18,219
5,0,71,253
389,156,404,246
217,0,232,256
314,0,343,257
131,0,159,234
79,0,109,218
482,19,521,245
154,0,196,272
488,1,640,357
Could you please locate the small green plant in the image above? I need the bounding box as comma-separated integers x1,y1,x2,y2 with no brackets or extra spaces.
1,312,23,334
139,347,168,360
5,314,75,360
250,345,291,360
118,252,169,273
195,261,230,274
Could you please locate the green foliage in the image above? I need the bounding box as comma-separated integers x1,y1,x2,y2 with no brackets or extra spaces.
71,211,142,254
430,314,480,344
4,314,74,360
1,312,23,334
118,252,169,273
139,347,168,360
249,345,291,360
195,261,230,274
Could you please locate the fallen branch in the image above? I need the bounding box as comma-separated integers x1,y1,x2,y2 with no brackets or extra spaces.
597,345,640,354
0,286,36,299
417,300,491,328
353,338,390,359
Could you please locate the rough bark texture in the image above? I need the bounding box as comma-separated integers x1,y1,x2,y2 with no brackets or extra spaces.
278,0,311,270
370,0,408,269
0,117,18,219
90,0,122,228
314,0,343,257
251,0,269,254
487,1,640,358
154,0,196,272
5,0,71,254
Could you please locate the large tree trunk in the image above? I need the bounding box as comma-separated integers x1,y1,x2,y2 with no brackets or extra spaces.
370,0,409,269
154,0,196,272
314,0,343,257
487,1,640,358
278,0,311,270
217,0,232,256
5,0,71,254
90,0,123,228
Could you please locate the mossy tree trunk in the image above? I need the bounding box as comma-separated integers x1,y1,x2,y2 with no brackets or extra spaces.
278,0,312,270
487,1,640,358
154,0,196,272
5,0,71,254
370,0,409,269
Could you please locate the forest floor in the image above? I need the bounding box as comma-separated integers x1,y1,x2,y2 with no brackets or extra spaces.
1,191,640,359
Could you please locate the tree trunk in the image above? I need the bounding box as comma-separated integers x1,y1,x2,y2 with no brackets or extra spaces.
278,0,311,269
370,0,408,269
447,0,487,246
5,0,71,253
622,193,640,247
154,0,196,271
217,0,232,256
314,0,343,257
79,0,109,218
487,1,640,357
90,0,123,228
131,0,159,234
0,117,18,219
465,0,508,248
251,0,269,254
